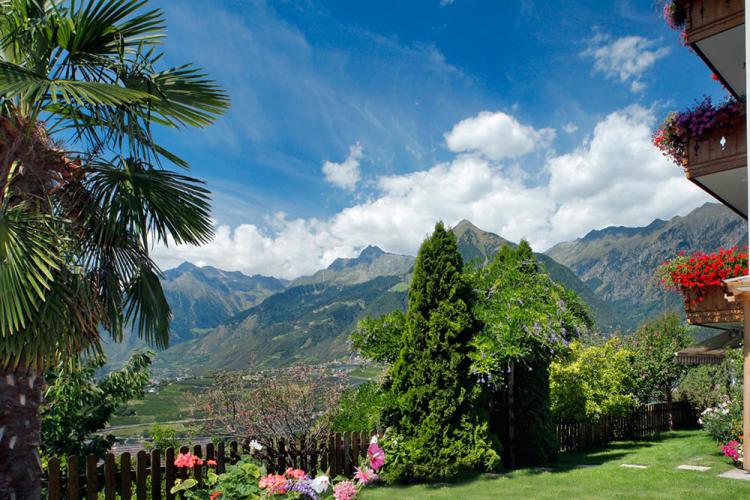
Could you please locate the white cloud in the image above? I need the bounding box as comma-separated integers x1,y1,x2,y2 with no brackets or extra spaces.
440,0,455,5
583,35,670,92
154,106,711,279
322,143,363,190
444,111,555,160
562,122,579,134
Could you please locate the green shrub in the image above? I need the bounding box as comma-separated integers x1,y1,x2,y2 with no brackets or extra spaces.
329,382,390,432
550,338,638,421
677,348,741,412
700,394,742,444
381,222,500,482
146,424,180,451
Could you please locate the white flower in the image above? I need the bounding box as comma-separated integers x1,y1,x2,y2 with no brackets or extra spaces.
370,435,378,445
248,439,263,451
310,475,330,494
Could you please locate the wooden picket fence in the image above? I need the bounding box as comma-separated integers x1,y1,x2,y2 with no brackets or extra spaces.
44,403,695,498
44,430,382,500
556,401,696,452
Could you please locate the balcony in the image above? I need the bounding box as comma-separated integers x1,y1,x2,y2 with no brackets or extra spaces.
677,0,745,97
654,98,747,218
683,120,747,217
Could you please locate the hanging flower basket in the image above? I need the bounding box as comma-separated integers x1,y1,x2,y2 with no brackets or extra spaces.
657,247,748,325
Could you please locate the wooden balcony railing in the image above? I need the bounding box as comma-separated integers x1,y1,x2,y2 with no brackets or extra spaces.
683,121,747,179
680,0,744,45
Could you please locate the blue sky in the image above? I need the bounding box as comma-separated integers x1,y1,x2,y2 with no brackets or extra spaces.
151,0,722,278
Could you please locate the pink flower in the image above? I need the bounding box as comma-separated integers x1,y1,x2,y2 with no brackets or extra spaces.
174,452,203,468
333,480,358,500
259,473,288,494
206,459,218,467
209,491,221,500
367,441,385,471
285,467,307,480
354,466,377,485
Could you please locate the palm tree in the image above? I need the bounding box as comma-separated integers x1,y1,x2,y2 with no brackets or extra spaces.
0,1,228,496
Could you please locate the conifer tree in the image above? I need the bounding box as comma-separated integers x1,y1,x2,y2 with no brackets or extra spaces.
382,222,500,481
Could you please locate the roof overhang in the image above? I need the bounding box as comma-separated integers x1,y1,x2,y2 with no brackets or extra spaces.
676,329,742,365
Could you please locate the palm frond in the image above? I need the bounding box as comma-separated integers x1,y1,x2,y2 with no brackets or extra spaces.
124,260,170,349
0,201,62,339
88,158,214,246
0,60,154,106
125,64,230,128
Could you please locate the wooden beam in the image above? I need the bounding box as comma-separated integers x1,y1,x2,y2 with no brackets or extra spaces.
743,299,750,471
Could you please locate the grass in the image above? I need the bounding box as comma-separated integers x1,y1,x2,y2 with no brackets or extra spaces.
362,431,750,499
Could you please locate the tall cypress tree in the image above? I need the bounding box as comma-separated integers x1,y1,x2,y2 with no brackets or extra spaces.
382,222,500,482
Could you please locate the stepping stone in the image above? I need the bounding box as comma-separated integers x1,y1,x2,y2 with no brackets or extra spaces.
677,465,711,472
534,467,554,473
482,472,505,478
620,464,648,469
719,469,750,481
574,464,598,469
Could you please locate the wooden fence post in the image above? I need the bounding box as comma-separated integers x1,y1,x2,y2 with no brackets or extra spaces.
136,450,147,500
121,452,132,500
217,442,226,474
193,444,203,488
86,454,98,500
67,455,80,500
334,433,342,476
151,449,162,500
104,453,116,500
343,432,351,475
165,448,176,500
48,457,61,500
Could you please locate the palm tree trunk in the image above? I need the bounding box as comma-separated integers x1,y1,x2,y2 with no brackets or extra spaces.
0,367,44,499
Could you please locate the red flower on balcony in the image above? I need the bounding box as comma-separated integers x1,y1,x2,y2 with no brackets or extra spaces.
658,247,749,304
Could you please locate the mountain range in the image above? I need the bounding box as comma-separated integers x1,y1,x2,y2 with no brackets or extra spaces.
105,202,747,377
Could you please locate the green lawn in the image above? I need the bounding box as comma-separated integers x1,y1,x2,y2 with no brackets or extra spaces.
362,431,750,499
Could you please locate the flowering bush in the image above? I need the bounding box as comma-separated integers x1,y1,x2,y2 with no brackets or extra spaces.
652,97,745,165
170,436,386,499
657,247,748,304
700,395,743,444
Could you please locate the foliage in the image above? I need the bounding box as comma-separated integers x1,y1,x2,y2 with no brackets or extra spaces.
381,222,500,482
41,352,152,459
468,241,592,466
657,247,748,303
146,423,180,451
628,312,692,404
550,338,638,421
170,438,386,499
676,348,741,412
329,382,391,433
0,0,228,370
700,395,743,445
350,311,405,365
468,242,593,378
196,366,345,466
653,97,744,166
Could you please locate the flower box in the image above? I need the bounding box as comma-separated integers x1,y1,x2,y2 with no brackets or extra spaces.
658,247,748,326
681,286,743,325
